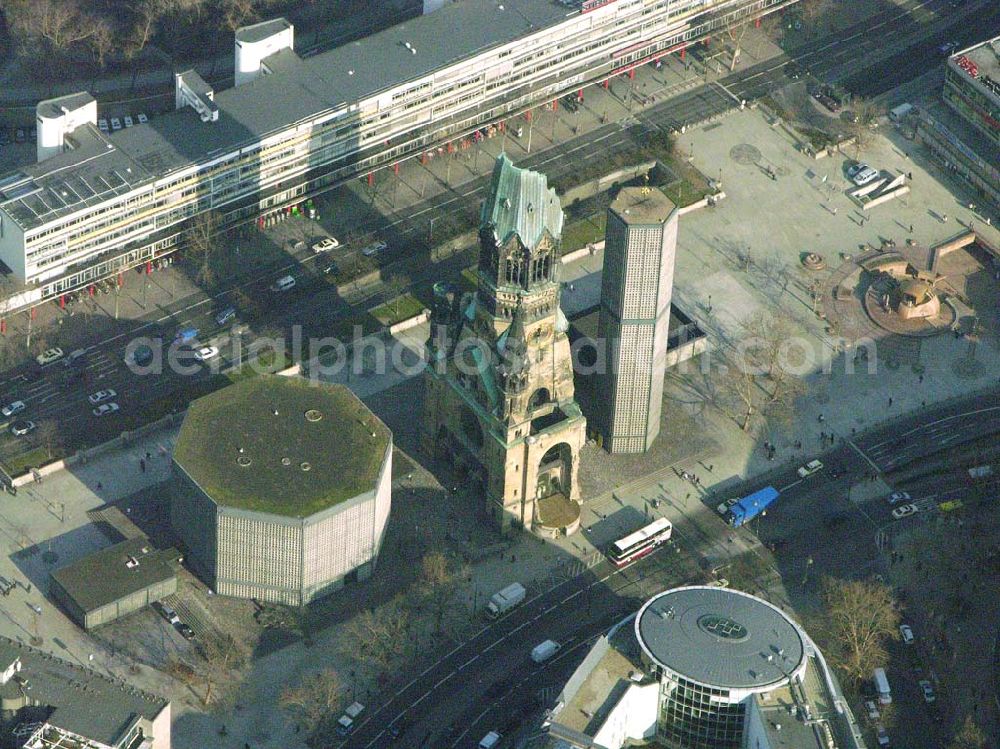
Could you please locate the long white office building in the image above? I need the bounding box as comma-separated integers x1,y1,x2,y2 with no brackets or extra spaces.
0,0,796,308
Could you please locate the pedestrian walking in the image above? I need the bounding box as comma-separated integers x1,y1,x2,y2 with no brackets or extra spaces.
139,458,146,473
908,224,913,233
918,374,923,383
818,413,825,423
146,451,152,460
942,213,949,223
97,481,102,490
888,397,893,406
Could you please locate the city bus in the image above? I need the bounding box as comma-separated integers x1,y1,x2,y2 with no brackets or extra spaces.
608,517,673,567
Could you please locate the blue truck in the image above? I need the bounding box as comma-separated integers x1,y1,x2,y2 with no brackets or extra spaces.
727,486,780,527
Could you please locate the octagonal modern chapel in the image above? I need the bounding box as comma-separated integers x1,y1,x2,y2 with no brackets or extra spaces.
171,376,392,606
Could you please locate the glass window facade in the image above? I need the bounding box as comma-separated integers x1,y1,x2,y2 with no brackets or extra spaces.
658,673,746,749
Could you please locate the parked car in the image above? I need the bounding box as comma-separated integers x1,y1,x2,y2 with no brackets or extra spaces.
123,116,134,128
813,91,840,113
0,129,9,145
88,389,117,405
175,622,196,640
892,504,918,520
1,401,26,417
98,118,110,133
63,348,88,368
797,459,823,477
27,127,36,142
215,306,237,325
14,128,25,143
362,240,388,257
851,165,880,186
152,601,181,625
10,420,35,436
887,491,911,504
137,113,148,124
125,344,155,368
899,624,914,644
864,700,880,720
194,346,219,362
110,118,122,131
92,403,120,417
876,725,889,747
35,347,64,366
918,679,936,703
311,236,340,253
939,41,958,55
270,275,296,292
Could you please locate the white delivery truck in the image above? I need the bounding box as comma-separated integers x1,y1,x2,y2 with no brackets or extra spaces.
486,582,526,619
873,668,892,705
336,702,365,735
531,640,561,664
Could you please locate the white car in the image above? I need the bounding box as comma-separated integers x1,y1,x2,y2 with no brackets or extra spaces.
899,624,914,644
10,420,35,436
717,497,739,515
918,679,936,703
362,240,388,257
864,700,880,720
311,237,340,253
92,402,120,417
123,116,134,128
892,504,918,520
137,113,148,124
110,118,122,131
1,400,26,417
88,389,117,405
98,118,110,133
35,347,64,366
851,166,880,186
887,491,911,505
797,459,823,478
194,346,219,362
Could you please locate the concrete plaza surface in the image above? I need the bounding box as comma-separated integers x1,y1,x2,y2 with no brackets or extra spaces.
1,106,998,749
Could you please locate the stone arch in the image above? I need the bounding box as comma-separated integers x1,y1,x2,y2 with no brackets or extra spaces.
537,442,572,499
528,387,550,410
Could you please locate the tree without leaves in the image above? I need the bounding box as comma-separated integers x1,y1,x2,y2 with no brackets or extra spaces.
724,17,752,72
713,312,806,432
418,551,463,634
34,419,61,460
89,19,115,70
339,596,412,678
948,715,987,749
4,0,97,53
278,669,344,733
817,576,901,685
848,96,881,155
196,632,249,706
221,0,256,33
798,0,831,22
185,210,221,287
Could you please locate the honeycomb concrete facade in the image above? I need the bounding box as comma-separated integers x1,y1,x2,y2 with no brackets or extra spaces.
171,376,392,606
597,188,678,454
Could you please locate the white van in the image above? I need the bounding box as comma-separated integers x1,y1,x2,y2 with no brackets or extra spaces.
270,275,296,292
889,103,913,123
531,640,561,664
873,667,891,705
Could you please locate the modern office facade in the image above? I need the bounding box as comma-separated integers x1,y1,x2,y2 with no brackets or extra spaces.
544,586,867,749
596,187,678,453
171,376,392,606
944,35,1000,149
0,0,797,310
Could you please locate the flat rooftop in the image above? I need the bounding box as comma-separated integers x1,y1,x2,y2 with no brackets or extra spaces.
609,186,677,225
953,35,1000,91
556,633,642,735
50,537,180,614
635,586,805,691
174,376,391,517
0,637,167,746
0,0,574,231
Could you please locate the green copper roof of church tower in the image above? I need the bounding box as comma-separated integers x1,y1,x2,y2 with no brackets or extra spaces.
481,153,563,251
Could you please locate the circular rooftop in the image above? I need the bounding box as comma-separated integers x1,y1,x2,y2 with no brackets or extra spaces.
174,376,390,518
635,586,805,691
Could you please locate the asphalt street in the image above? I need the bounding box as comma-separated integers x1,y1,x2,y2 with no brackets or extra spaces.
1,0,996,465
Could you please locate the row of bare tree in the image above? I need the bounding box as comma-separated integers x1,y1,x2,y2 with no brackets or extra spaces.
0,0,259,69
